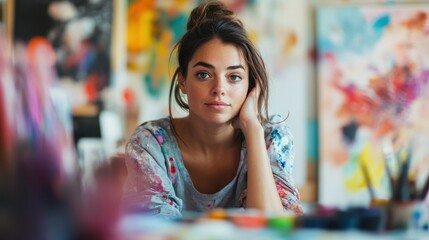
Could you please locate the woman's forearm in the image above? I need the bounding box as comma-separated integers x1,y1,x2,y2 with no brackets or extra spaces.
242,124,284,212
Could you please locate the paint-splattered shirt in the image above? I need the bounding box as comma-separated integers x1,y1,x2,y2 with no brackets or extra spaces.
123,115,303,218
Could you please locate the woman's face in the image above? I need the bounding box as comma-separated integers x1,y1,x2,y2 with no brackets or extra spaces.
179,38,249,125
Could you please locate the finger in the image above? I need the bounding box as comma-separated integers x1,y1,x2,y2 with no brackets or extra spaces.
248,87,256,98
247,87,258,113
248,85,258,99
253,82,260,105
254,82,260,99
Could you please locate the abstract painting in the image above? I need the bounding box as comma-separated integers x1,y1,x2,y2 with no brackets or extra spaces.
317,5,429,207
14,0,113,104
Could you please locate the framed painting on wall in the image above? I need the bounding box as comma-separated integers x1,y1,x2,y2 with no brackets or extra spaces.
317,5,429,207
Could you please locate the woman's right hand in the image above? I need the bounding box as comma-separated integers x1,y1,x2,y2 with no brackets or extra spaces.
233,85,262,134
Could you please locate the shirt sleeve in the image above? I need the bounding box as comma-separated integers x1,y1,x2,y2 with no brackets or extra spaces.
265,116,304,214
122,126,183,218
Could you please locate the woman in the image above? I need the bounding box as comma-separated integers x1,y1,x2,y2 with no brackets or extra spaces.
123,0,303,218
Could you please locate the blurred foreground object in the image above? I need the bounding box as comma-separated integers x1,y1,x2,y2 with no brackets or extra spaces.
0,35,78,239
1,5,127,238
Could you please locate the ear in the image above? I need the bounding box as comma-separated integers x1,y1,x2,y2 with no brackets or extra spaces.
178,72,187,94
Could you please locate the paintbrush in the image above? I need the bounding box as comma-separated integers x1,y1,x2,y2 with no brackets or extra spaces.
393,148,412,201
420,174,429,200
382,138,396,196
361,162,375,202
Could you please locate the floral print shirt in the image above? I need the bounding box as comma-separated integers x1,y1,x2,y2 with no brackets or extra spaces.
123,115,303,218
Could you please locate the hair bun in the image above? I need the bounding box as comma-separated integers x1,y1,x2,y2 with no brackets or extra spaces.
186,1,241,31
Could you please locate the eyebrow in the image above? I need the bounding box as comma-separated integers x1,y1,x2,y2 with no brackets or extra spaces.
192,61,245,71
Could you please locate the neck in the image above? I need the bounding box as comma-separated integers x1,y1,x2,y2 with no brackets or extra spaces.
173,116,242,154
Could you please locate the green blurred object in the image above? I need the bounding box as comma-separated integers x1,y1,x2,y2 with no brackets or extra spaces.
267,215,295,233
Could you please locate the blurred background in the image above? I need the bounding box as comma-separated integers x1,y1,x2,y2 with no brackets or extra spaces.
1,0,429,238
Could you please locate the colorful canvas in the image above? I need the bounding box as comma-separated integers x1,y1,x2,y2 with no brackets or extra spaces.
317,6,429,207
14,0,113,104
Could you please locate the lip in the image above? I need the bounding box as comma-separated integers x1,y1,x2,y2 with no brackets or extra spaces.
206,101,229,106
205,101,230,111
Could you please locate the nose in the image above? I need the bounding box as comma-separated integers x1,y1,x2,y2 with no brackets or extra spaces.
211,78,226,96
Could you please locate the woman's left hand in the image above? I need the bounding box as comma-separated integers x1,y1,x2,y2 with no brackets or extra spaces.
233,85,261,132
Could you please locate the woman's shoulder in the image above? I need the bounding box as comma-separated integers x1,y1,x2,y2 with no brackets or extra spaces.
262,114,294,145
128,117,172,143
138,117,171,131
263,114,293,134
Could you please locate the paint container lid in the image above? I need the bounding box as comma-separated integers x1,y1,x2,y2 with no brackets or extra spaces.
229,212,267,229
267,215,295,232
206,208,228,220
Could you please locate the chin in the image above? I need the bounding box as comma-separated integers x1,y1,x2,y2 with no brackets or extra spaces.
202,114,235,125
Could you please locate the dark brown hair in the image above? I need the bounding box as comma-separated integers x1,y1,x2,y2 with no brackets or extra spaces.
168,0,271,124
